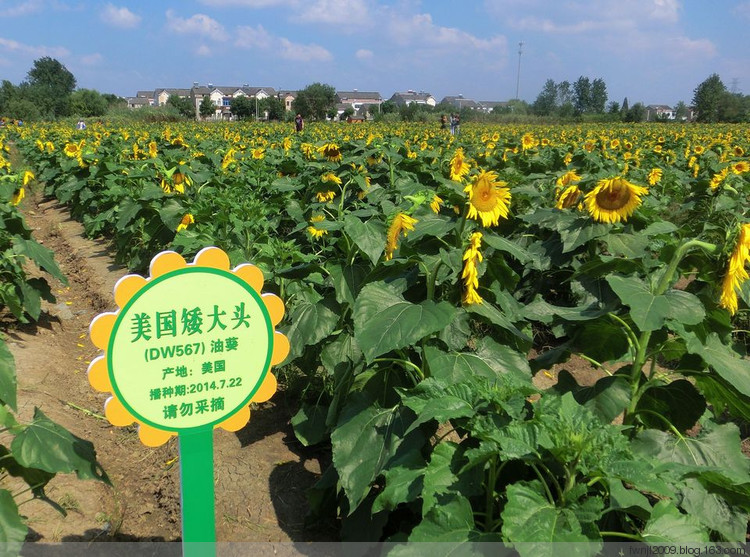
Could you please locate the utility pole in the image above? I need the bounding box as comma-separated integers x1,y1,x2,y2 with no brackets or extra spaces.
515,41,524,100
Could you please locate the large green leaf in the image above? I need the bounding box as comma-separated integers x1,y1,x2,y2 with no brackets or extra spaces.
331,395,417,512
328,263,369,307
0,489,26,554
290,402,329,447
10,408,108,482
405,493,481,543
635,380,705,432
552,372,630,424
641,500,709,543
354,282,456,363
683,332,750,398
344,215,385,265
481,233,532,264
501,481,593,556
604,233,649,258
679,478,747,541
606,276,705,331
12,237,67,285
0,339,17,411
283,296,340,359
557,219,610,253
401,376,477,432
632,423,749,476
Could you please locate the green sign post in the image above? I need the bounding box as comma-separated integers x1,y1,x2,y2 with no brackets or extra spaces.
88,248,288,557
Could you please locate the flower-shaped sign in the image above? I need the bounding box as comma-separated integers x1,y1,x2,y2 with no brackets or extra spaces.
88,247,289,446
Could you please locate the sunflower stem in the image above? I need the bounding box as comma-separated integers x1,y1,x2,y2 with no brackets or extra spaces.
624,238,717,425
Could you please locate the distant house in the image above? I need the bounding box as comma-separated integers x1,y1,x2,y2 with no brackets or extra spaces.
126,96,151,109
336,90,383,118
478,101,510,113
278,90,298,113
388,90,436,107
155,88,192,107
646,105,676,121
188,84,277,120
440,95,481,110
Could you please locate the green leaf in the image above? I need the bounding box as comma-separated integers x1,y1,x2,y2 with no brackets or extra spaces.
344,215,385,265
290,402,329,447
18,280,42,321
523,297,608,324
12,237,67,285
482,232,533,264
635,380,705,432
501,481,592,554
604,233,649,258
158,198,186,230
0,339,17,411
641,500,709,543
552,372,630,424
632,423,749,476
557,219,610,253
684,332,750,398
679,478,747,541
328,263,368,307
10,408,108,482
283,296,339,360
406,493,477,543
354,282,456,363
372,454,425,513
606,276,705,331
115,198,142,229
331,396,416,512
0,489,26,554
468,301,530,342
320,333,362,374
607,478,652,520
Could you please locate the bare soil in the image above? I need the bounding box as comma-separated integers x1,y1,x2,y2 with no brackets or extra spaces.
4,189,332,545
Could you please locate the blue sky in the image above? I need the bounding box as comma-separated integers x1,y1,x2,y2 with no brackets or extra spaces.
0,0,748,107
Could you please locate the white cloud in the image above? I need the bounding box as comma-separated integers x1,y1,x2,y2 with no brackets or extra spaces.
355,48,373,60
296,0,369,24
195,45,213,57
735,1,750,20
0,0,44,17
235,25,332,62
199,0,290,6
278,38,332,61
165,9,229,41
100,4,141,29
80,53,103,66
0,37,69,58
387,12,506,52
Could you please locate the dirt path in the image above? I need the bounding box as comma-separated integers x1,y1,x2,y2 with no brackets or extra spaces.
5,189,330,544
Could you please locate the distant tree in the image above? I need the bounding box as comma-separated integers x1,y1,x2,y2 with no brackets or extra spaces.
692,73,726,123
261,96,285,121
0,80,19,114
607,101,620,114
24,57,76,119
573,76,591,114
556,81,572,106
532,78,558,116
167,94,195,119
590,78,607,113
341,107,355,121
292,82,337,121
199,95,216,120
621,97,629,117
3,98,41,121
674,100,689,121
624,102,646,122
380,100,398,114
717,92,746,123
102,93,126,110
229,95,253,120
70,89,108,117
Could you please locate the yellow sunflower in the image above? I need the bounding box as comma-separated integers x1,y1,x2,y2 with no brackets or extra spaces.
22,170,34,186
521,133,537,151
252,147,265,160
385,212,417,261
430,194,444,214
556,170,581,188
176,213,195,232
719,223,750,315
321,172,342,185
461,232,484,305
647,168,663,186
710,167,729,190
11,187,25,206
148,141,158,158
307,215,328,240
731,161,749,175
316,190,336,203
318,143,342,162
555,185,582,210
584,176,648,224
464,170,511,227
449,148,470,182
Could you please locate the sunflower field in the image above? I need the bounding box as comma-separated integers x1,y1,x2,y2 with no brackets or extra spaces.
5,119,750,551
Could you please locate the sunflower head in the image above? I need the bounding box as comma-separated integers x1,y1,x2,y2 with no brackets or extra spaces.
318,143,342,162
584,176,648,224
449,148,470,182
464,170,511,227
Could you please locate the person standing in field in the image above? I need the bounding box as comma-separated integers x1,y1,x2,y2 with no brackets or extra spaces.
295,113,304,133
440,114,447,131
